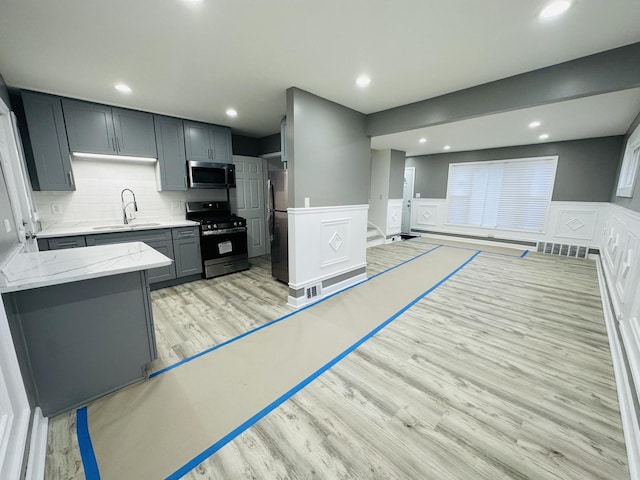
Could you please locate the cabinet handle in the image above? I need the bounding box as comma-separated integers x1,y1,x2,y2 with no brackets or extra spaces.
111,137,116,152
208,148,212,159
56,242,79,247
68,170,74,186
116,137,120,152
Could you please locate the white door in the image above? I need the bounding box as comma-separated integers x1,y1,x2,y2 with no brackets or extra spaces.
0,108,32,479
234,156,267,258
401,167,415,234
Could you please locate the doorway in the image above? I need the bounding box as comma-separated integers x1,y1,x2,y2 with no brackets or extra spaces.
234,156,267,258
401,167,415,234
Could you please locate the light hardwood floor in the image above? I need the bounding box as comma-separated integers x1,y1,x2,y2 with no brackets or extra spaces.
44,241,629,479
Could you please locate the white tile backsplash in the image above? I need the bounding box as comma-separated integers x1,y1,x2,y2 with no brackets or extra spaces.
32,159,230,227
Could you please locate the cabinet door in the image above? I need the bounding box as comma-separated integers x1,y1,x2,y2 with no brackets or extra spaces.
62,99,117,155
144,239,178,283
21,92,75,191
47,236,87,250
184,120,212,162
112,108,157,157
154,115,187,190
173,228,203,277
210,125,232,164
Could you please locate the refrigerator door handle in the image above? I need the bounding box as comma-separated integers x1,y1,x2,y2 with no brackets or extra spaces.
267,179,274,241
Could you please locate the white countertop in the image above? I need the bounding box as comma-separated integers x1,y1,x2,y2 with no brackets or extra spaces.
37,218,199,238
0,242,172,293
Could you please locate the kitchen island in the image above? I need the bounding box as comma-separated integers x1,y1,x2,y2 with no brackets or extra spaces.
1,242,171,416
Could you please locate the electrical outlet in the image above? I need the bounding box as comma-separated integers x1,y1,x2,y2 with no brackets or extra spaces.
3,219,11,233
415,193,421,198
51,204,63,215
304,197,310,208
171,201,182,211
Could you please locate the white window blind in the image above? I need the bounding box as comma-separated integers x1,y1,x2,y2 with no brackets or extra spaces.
616,124,640,198
446,156,557,233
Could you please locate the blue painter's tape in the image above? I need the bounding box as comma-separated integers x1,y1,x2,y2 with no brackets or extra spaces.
520,250,529,258
150,244,443,379
165,250,481,479
76,407,100,480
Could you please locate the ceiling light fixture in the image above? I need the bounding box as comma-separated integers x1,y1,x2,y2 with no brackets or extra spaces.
539,133,550,140
539,1,571,19
419,138,427,144
114,83,132,94
529,121,541,128
443,145,451,151
356,75,371,88
226,108,238,118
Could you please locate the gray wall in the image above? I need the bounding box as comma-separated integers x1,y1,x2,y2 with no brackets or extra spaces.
231,134,260,157
406,136,624,202
611,110,640,212
287,88,370,208
367,42,640,137
260,133,281,155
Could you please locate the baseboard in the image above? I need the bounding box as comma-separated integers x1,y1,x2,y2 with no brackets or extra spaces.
25,408,47,480
288,273,367,309
595,257,640,480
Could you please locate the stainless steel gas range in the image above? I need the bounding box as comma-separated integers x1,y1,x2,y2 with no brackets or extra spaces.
186,201,250,278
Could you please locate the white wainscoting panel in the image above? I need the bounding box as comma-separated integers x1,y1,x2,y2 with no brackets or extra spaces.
410,199,608,247
386,199,403,236
288,205,368,307
600,203,640,479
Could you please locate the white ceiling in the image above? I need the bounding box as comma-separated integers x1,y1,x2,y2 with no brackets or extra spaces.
372,88,640,156
1,0,639,144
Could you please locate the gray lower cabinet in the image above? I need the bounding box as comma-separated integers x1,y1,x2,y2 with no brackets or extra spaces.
46,236,87,250
85,229,177,283
154,115,187,190
3,270,156,416
172,227,203,277
184,120,232,163
62,98,156,158
19,91,75,191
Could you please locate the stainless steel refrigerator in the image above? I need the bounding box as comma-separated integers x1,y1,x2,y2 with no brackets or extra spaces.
267,169,289,283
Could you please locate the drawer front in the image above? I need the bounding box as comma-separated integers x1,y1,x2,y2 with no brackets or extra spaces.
47,236,87,250
85,229,172,246
172,226,199,240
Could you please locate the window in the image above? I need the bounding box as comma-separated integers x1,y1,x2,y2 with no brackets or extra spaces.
446,156,557,233
616,124,640,198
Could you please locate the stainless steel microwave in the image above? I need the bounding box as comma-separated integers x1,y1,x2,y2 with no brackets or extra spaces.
188,161,236,189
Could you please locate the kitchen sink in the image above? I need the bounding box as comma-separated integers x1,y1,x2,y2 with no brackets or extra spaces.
92,225,128,230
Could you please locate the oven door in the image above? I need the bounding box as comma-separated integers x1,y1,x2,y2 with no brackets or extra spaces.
188,161,227,189
200,228,249,277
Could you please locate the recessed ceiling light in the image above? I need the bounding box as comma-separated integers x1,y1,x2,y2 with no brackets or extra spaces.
226,108,238,118
356,75,371,88
443,145,451,151
419,138,427,144
529,121,541,128
539,133,550,140
114,83,132,94
539,1,571,19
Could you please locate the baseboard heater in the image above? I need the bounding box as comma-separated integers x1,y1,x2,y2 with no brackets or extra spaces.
536,241,589,259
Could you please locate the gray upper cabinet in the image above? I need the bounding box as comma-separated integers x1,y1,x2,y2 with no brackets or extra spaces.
62,99,156,158
20,91,75,191
112,108,157,157
184,120,232,164
154,115,187,190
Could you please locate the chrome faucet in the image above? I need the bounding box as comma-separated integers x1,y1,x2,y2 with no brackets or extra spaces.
121,188,138,224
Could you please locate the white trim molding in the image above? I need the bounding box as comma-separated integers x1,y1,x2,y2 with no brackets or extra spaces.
288,204,368,307
25,408,47,480
386,199,402,236
410,198,608,247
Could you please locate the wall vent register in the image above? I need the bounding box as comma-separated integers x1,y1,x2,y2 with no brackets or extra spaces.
536,241,588,259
